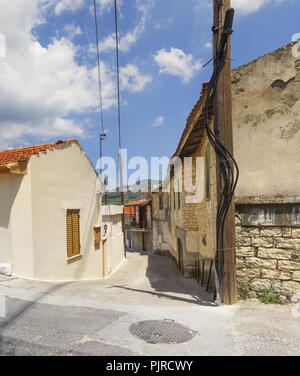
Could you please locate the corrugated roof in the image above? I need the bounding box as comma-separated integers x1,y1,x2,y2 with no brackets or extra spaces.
0,139,77,166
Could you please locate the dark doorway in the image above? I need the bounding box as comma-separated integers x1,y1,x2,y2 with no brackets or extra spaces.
177,238,184,273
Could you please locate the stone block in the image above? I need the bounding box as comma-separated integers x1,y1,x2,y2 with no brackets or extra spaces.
261,269,291,280
260,228,282,237
275,238,300,250
245,257,277,269
278,260,300,271
292,228,300,238
250,279,272,292
257,248,292,260
252,237,274,248
282,227,292,238
236,234,251,247
281,281,300,295
293,271,300,282
236,247,255,258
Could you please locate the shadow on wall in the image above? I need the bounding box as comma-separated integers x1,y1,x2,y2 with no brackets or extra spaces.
0,174,23,229
113,249,216,307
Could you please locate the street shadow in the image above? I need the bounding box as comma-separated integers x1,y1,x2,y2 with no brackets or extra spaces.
111,249,216,307
0,281,73,355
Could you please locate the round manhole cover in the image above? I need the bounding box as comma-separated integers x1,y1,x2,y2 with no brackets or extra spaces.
129,320,197,344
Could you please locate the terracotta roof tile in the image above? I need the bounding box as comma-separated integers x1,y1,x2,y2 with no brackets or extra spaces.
0,139,77,166
125,199,151,207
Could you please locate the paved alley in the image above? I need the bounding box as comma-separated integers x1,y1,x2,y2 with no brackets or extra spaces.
0,250,299,356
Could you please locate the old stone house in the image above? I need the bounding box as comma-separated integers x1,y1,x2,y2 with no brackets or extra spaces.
153,42,300,301
153,82,217,289
0,139,125,281
125,199,153,251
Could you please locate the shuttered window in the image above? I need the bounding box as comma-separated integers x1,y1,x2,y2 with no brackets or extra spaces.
66,209,81,258
94,227,101,247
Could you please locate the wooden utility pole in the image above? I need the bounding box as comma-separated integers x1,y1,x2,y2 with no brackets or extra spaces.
213,0,237,305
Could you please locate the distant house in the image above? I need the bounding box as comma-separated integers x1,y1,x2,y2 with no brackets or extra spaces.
125,200,152,252
0,139,124,281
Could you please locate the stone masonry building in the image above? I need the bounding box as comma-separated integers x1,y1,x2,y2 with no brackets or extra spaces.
153,42,300,301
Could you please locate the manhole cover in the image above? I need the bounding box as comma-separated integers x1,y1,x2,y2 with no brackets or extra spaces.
129,320,197,344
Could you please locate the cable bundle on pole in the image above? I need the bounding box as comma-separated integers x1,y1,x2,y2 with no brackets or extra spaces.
204,8,239,303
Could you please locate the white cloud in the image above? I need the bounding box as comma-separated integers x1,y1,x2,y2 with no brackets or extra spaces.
64,24,83,40
0,0,117,147
99,0,155,53
154,47,202,83
120,64,152,92
152,116,164,128
231,0,271,14
55,0,85,15
195,0,287,15
205,41,212,49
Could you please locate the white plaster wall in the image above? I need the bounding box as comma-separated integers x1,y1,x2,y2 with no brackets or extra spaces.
0,172,12,264
29,142,102,281
102,210,125,278
10,169,35,278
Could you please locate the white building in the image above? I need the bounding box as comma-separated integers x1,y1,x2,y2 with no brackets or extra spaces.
0,139,124,281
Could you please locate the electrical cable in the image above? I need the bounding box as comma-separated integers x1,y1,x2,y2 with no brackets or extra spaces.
204,7,239,304
93,0,106,178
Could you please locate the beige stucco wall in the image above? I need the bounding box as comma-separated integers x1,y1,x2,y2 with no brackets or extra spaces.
0,171,13,264
232,43,300,198
28,142,102,281
101,206,125,278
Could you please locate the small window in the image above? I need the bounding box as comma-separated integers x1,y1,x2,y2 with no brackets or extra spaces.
94,227,101,247
66,209,81,258
174,191,176,210
159,195,164,210
206,144,211,201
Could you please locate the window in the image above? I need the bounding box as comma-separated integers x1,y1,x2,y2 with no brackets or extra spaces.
66,209,81,258
206,144,211,201
159,195,164,210
94,227,101,247
174,190,176,210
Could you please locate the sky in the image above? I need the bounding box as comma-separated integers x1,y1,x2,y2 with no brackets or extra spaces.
0,0,299,182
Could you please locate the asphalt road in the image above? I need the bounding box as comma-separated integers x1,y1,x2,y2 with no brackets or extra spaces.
0,250,299,356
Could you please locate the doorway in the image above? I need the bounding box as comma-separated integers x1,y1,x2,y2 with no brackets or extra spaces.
177,237,184,274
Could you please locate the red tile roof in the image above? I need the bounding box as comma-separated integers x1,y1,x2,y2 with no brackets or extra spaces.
125,199,151,207
0,139,77,166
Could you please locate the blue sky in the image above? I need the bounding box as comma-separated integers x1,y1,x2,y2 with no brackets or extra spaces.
0,0,299,181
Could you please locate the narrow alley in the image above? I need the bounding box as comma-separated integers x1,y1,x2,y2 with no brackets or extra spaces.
0,251,299,356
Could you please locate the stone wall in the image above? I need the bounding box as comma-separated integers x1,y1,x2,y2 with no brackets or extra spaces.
236,216,300,302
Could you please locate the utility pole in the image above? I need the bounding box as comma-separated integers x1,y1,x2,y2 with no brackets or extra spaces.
213,0,237,305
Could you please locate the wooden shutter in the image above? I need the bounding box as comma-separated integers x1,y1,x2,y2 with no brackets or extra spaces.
94,227,101,246
66,209,81,258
